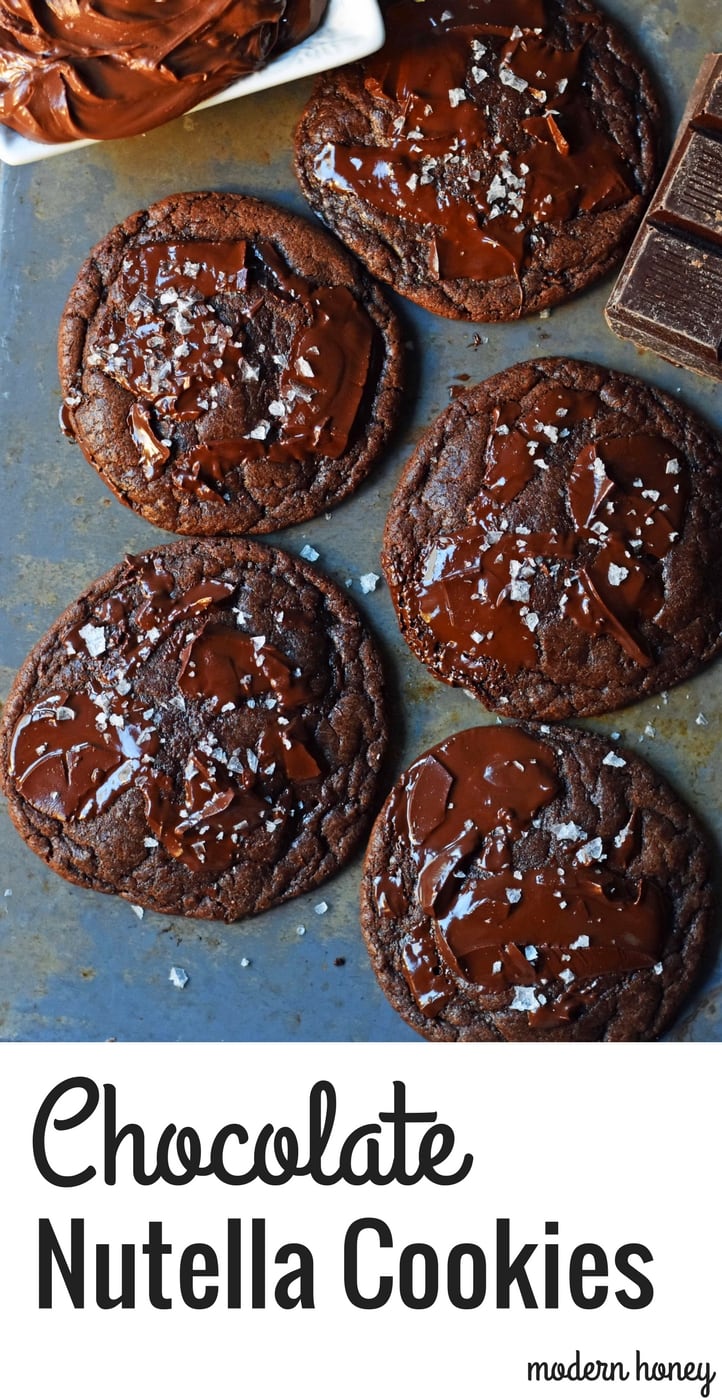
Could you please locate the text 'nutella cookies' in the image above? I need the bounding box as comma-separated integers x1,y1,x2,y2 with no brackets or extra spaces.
383,358,722,720
295,0,660,320
0,0,329,145
0,539,387,921
58,192,403,536
361,725,712,1041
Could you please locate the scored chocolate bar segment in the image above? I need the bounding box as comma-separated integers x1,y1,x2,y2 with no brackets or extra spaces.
606,54,722,380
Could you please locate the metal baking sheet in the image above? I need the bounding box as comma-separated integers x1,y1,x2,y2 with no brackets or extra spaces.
1,0,720,1042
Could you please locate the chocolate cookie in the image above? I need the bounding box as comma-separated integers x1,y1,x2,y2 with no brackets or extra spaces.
361,724,712,1041
383,358,722,720
294,0,661,320
0,539,387,921
0,1,329,145
58,192,403,535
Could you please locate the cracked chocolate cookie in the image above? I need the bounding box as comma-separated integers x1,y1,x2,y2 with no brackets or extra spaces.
383,358,722,720
361,724,712,1041
0,539,387,921
58,191,403,535
294,0,661,320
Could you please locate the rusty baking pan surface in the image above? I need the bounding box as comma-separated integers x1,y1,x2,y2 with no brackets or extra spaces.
0,0,719,1041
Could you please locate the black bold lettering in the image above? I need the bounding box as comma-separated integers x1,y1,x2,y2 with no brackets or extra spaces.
569,1244,608,1309
38,1217,85,1307
344,1218,393,1309
399,1243,438,1310
615,1244,654,1309
274,1245,315,1309
180,1245,219,1309
496,1218,538,1307
447,1243,487,1309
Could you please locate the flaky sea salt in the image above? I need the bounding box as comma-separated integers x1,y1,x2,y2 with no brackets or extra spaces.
510,986,539,1012
79,623,107,657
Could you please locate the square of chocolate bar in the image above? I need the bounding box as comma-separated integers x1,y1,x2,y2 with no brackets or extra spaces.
609,225,722,371
606,54,722,381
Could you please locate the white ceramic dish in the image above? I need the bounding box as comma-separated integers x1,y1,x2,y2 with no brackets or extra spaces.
0,0,384,166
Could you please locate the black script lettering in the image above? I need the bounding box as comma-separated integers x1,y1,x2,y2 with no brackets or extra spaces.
636,1354,716,1397
34,1078,99,1187
378,1081,473,1185
528,1355,630,1382
33,1078,473,1189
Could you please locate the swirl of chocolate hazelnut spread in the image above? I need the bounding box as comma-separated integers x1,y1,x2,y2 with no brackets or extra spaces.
406,385,689,676
372,726,666,1027
9,552,325,874
63,233,375,502
0,0,329,144
310,0,633,296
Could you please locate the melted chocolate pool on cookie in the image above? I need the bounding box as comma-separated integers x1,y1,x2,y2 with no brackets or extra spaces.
383,359,722,720
62,236,374,507
297,0,660,318
313,0,630,293
3,541,387,918
10,556,321,874
373,727,664,1029
412,385,688,674
362,723,711,1040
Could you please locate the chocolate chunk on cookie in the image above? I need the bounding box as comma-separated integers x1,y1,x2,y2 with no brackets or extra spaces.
58,192,403,534
361,724,712,1041
0,539,387,921
383,358,722,720
295,0,661,320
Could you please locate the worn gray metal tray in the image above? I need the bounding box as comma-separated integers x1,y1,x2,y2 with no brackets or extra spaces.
1,0,720,1041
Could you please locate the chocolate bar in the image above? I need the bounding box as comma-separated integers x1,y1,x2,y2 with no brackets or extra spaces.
606,54,722,381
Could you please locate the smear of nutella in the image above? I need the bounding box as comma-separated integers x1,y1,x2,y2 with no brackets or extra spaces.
0,1,329,144
374,727,666,1024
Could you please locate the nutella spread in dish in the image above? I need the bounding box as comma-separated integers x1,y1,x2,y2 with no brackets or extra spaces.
361,723,712,1041
0,0,329,144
